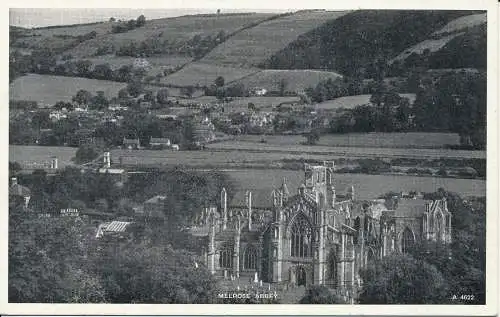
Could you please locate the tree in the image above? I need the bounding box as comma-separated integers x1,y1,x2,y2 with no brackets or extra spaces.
93,63,113,80
72,89,93,106
91,242,216,303
299,285,346,304
156,88,169,105
90,91,109,110
127,81,144,98
304,129,321,145
136,15,146,27
75,59,93,77
75,145,99,164
181,86,195,98
214,76,225,88
109,17,116,22
278,78,288,97
118,88,129,99
9,208,102,302
359,254,449,304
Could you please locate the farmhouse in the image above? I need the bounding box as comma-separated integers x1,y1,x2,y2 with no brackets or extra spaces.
123,137,141,150
191,161,452,297
149,137,171,149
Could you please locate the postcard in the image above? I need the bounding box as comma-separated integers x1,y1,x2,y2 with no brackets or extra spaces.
2,0,498,315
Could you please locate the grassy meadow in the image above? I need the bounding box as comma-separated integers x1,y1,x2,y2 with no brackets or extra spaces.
234,132,461,148
9,145,77,168
9,74,127,107
231,69,343,92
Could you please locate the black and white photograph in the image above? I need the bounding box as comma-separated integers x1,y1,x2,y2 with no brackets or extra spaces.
4,1,498,314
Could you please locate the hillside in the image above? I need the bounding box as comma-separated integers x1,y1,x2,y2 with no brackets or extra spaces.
259,10,485,78
199,10,349,68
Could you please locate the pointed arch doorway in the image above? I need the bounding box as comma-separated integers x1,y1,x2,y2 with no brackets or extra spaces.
297,266,307,286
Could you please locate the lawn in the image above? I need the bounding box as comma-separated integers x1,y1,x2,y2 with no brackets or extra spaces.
224,168,486,203
9,74,127,107
9,145,77,168
201,11,349,68
231,69,343,92
162,63,259,87
234,132,461,148
205,140,485,160
313,94,416,110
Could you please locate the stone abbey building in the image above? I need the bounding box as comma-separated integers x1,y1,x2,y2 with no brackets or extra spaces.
191,162,452,291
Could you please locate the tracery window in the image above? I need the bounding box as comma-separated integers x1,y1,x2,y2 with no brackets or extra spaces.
219,244,233,269
401,227,415,254
435,212,443,242
243,245,257,270
291,215,313,258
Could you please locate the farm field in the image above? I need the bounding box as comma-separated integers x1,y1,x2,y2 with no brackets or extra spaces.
224,169,486,202
392,33,463,62
9,74,127,107
231,69,343,92
201,10,348,68
9,145,77,168
163,62,259,87
233,132,461,148
433,13,486,36
66,13,276,58
313,93,416,110
111,149,344,166
205,141,486,159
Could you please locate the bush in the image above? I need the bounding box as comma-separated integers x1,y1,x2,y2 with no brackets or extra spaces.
299,285,346,304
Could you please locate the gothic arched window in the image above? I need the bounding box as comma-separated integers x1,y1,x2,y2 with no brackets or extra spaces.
219,244,233,269
401,227,415,254
243,245,257,270
291,215,313,258
435,212,443,242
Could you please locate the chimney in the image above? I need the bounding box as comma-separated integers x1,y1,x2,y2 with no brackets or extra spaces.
104,152,111,168
51,157,58,169
11,177,17,186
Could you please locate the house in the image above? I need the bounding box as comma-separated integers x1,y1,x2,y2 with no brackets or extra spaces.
194,117,216,143
123,137,141,150
98,168,128,183
70,129,96,147
149,137,171,149
9,177,31,208
144,195,167,219
251,87,268,96
96,220,134,240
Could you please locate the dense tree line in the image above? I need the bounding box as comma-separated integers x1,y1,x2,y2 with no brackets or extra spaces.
111,15,147,34
359,191,486,304
260,10,482,78
9,165,234,302
114,30,227,59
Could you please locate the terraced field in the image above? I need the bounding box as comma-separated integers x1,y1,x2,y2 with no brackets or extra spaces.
230,69,343,92
9,74,127,107
201,10,349,68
